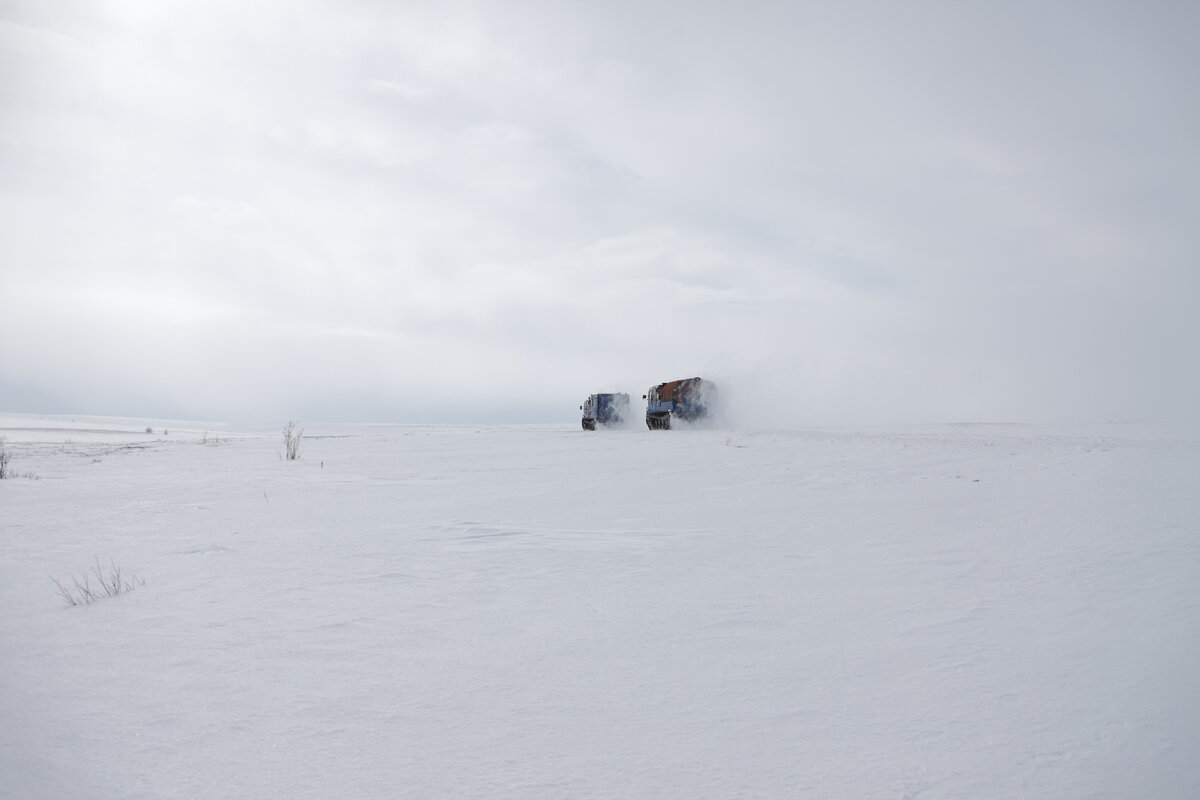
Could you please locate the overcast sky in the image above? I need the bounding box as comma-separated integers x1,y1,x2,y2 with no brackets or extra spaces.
2,0,1197,425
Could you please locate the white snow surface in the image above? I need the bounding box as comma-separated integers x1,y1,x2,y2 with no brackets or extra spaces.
2,415,1198,799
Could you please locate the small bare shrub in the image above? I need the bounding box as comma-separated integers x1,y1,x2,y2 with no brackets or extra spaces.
282,420,303,461
0,438,10,479
145,426,153,434
52,558,142,607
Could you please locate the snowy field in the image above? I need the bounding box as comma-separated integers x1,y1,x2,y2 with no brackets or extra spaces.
1,413,1198,799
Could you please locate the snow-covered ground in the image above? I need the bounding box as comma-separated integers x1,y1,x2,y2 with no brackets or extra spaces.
1,414,1198,799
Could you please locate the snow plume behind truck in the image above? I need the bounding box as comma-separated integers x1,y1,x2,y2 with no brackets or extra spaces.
580,393,630,431
643,377,718,430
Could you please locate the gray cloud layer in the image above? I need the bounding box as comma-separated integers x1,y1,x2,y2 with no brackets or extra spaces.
2,0,1197,423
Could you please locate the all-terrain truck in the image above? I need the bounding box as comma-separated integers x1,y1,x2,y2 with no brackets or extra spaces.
580,393,630,431
642,377,717,429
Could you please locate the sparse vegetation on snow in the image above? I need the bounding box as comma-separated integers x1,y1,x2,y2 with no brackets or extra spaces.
51,558,141,607
282,420,303,460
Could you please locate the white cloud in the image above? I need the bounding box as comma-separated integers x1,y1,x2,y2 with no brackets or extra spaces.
1,0,1197,422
